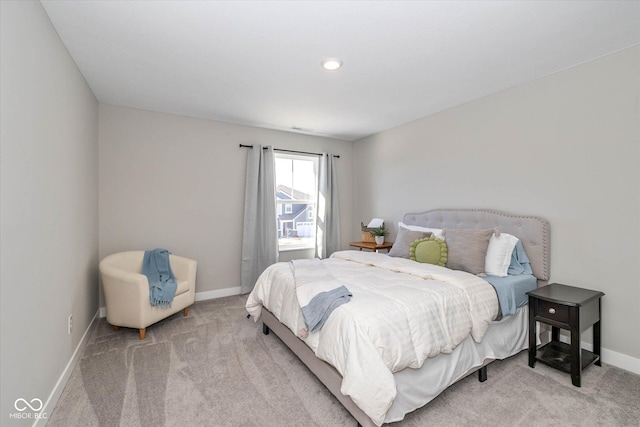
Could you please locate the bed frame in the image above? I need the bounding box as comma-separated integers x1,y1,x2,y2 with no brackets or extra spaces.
260,209,550,427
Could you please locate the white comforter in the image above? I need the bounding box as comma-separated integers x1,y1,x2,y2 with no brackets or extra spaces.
245,251,499,426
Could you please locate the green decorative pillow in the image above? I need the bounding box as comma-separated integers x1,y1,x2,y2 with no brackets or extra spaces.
409,237,448,266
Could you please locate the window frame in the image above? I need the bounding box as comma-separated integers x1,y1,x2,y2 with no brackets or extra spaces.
274,152,319,252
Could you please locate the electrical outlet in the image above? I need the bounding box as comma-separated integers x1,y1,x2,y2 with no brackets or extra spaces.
68,314,73,335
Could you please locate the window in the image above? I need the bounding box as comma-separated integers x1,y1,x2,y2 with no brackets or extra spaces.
275,153,318,250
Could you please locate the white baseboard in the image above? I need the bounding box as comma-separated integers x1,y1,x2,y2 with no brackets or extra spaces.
194,286,242,301
98,286,243,318
558,335,640,375
33,309,99,427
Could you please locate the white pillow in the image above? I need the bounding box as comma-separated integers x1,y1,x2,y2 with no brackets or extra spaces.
398,222,444,238
485,232,519,277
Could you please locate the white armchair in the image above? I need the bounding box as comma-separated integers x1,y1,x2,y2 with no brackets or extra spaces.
99,251,197,339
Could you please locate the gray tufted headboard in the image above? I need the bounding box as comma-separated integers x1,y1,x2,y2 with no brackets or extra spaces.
403,209,550,287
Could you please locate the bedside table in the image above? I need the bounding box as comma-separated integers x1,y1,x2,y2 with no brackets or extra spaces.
349,241,393,252
527,283,604,387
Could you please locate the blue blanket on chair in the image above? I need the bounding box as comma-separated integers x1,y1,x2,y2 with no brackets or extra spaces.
142,248,177,308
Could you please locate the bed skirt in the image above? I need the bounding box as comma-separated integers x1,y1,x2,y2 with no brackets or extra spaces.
261,305,529,426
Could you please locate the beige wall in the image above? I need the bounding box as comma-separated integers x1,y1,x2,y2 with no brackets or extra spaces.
0,1,99,424
353,45,640,364
98,104,353,304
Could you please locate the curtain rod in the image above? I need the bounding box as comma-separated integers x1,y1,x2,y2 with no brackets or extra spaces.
239,144,340,158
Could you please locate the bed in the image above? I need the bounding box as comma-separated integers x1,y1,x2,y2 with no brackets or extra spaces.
246,209,550,426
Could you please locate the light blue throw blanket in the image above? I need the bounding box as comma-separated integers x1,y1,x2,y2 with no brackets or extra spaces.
142,248,177,308
302,285,352,333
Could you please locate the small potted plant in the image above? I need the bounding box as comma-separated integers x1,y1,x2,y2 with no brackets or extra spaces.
369,226,388,245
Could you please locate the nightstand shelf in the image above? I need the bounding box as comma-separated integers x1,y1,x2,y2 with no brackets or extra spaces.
535,341,600,374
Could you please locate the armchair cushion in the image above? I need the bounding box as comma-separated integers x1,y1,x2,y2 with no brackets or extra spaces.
175,280,190,296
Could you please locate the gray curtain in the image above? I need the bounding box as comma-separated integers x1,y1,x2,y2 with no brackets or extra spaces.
315,153,340,259
241,145,278,294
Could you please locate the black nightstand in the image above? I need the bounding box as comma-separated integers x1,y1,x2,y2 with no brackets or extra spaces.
527,283,604,387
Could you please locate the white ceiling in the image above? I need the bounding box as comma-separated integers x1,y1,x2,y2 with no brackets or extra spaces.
41,1,640,141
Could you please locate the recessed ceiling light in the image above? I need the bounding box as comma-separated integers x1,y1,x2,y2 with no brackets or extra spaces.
321,57,343,71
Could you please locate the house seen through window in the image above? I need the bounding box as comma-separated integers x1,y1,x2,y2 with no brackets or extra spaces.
275,153,318,250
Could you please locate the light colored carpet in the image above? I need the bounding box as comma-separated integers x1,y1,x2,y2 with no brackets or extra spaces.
48,295,640,426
